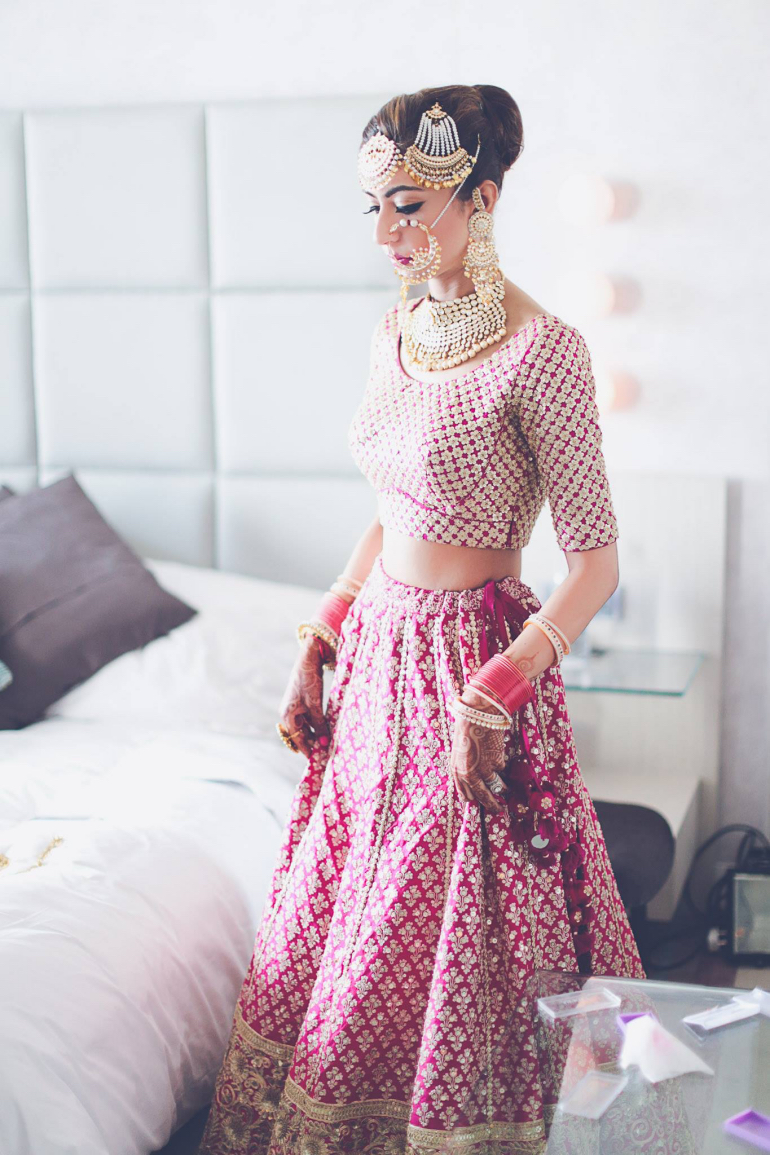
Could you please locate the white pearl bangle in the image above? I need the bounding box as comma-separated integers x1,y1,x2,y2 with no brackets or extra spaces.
449,696,510,730
330,579,360,600
523,615,565,665
536,613,571,654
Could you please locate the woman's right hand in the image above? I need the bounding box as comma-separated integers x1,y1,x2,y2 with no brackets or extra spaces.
278,637,331,758
448,687,511,816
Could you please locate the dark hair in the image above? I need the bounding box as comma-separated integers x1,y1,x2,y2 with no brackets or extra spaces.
360,84,524,202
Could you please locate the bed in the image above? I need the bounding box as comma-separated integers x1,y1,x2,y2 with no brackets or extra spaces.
0,558,321,1155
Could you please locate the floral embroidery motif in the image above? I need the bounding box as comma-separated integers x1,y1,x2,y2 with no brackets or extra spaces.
347,305,619,553
199,558,645,1154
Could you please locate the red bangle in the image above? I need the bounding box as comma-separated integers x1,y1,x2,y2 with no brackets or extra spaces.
468,653,535,715
316,591,352,635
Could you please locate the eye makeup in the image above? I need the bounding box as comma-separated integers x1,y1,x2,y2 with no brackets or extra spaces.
363,202,424,216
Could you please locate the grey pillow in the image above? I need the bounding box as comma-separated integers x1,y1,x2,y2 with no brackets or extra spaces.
0,473,198,729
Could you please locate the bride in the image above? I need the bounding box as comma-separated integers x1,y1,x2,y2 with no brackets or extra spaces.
199,82,646,1155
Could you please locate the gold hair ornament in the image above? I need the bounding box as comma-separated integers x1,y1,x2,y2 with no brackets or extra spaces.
357,101,480,193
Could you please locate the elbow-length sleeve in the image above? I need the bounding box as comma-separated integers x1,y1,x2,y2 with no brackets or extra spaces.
517,321,619,552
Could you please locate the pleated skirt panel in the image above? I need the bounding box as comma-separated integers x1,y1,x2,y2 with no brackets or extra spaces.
198,552,647,1155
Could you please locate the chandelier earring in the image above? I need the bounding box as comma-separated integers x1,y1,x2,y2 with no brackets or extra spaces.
463,185,505,303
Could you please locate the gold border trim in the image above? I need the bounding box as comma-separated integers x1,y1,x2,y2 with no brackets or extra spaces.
284,1072,410,1122
406,1117,546,1146
233,1005,546,1142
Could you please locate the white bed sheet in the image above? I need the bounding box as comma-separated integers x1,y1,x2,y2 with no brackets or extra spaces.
0,559,324,1155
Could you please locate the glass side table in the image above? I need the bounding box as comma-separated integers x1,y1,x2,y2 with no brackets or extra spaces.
533,968,770,1154
560,647,706,697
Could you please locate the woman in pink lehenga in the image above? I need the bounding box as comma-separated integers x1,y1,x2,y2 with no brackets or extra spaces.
199,84,647,1155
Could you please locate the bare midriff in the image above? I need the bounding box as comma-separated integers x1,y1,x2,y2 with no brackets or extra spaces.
381,525,523,591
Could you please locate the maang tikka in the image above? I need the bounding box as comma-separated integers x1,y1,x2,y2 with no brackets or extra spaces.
358,100,507,371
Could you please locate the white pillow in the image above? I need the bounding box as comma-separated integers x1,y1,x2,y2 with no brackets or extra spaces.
47,559,325,737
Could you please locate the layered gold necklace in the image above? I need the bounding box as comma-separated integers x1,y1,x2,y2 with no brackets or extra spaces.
401,280,507,372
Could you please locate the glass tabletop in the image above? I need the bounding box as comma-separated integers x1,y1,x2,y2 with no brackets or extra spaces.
559,647,706,696
533,968,770,1154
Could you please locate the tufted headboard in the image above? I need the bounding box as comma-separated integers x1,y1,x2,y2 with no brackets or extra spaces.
0,95,405,588
1,95,737,875
0,94,726,630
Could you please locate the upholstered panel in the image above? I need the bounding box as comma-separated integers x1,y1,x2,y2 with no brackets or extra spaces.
212,289,392,474
24,107,209,288
0,96,392,578
0,97,736,888
0,295,35,464
0,113,29,288
0,468,38,494
206,97,393,289
34,293,213,471
39,467,215,567
216,476,378,587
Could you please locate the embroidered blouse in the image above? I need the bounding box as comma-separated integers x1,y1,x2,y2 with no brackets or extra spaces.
347,300,619,553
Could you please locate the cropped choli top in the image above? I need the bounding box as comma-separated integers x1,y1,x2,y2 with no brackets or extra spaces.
347,301,619,553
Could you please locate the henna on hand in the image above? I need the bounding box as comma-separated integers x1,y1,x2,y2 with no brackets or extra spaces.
278,638,331,758
449,689,509,815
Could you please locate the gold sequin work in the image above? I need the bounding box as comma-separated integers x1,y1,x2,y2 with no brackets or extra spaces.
347,302,619,553
199,557,647,1155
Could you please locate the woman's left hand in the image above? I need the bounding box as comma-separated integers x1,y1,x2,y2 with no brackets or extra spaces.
449,689,509,816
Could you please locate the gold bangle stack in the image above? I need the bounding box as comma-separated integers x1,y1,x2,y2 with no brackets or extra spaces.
295,574,364,673
296,619,339,649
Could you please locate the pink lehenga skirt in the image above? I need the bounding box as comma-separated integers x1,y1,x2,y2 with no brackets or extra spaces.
198,552,647,1155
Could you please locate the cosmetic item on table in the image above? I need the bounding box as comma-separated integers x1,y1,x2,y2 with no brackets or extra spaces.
723,1109,770,1152
557,1070,629,1119
681,997,762,1039
537,985,621,1021
724,1104,770,1150
731,987,770,1017
618,1013,714,1083
617,1010,657,1031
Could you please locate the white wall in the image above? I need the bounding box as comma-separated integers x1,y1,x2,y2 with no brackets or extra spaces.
1,0,768,835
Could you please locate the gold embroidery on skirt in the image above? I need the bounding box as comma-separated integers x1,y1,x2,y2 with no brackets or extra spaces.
202,593,610,1154
338,615,411,981
478,827,495,1126
431,625,457,913
203,988,549,1153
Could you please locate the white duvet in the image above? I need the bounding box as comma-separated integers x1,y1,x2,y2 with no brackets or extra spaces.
0,559,325,1155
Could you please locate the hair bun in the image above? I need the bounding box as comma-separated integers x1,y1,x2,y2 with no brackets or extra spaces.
363,84,524,203
475,84,524,171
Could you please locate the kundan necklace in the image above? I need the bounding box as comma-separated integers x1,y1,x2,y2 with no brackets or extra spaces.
401,279,508,371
